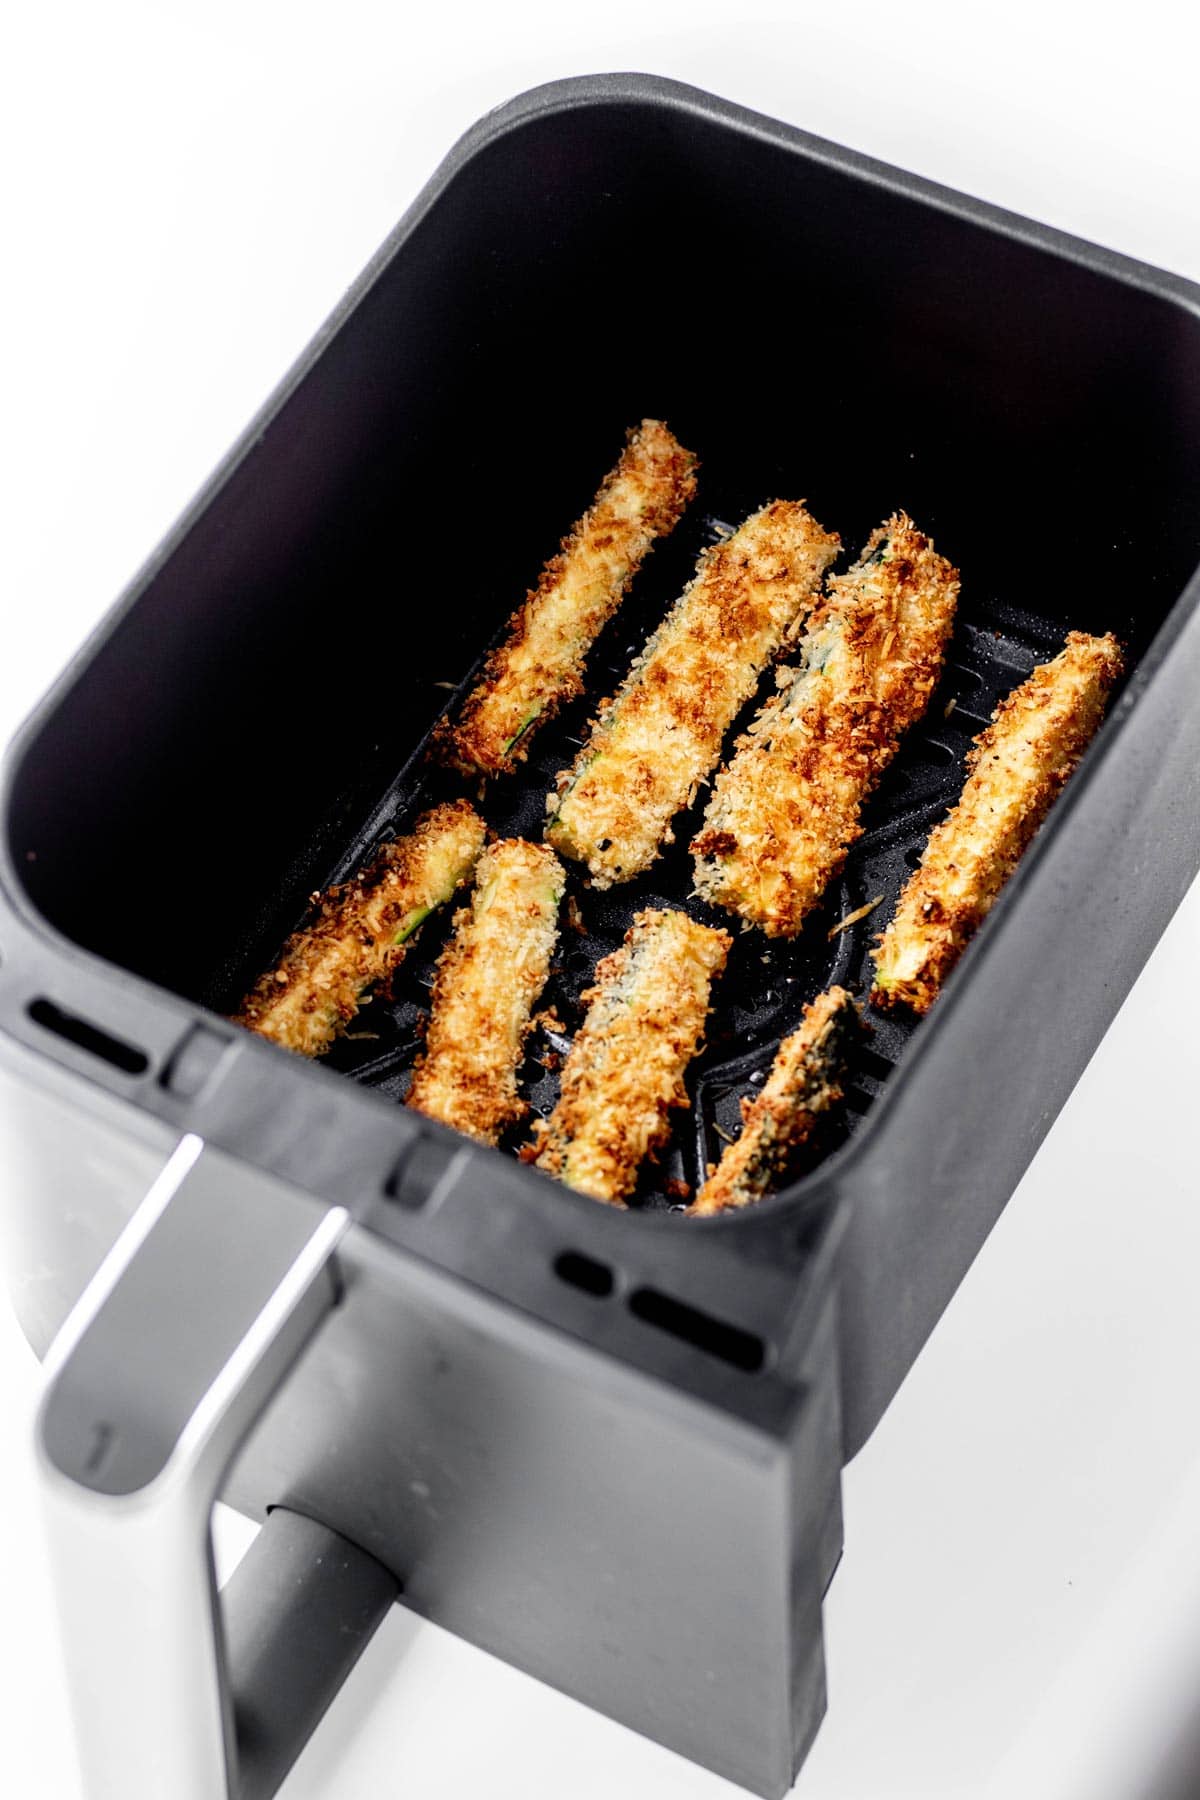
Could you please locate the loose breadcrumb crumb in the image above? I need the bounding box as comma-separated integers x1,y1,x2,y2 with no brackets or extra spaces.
828,896,884,940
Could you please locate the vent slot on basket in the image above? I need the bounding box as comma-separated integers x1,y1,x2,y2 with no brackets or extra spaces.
628,1287,765,1372
27,998,149,1076
554,1250,616,1298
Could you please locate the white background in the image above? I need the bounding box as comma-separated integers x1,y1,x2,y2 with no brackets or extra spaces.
3,3,1200,1796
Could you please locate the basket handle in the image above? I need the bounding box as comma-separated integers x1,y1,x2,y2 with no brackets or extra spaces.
34,1134,397,1800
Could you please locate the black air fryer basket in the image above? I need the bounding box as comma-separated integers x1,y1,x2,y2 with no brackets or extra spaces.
4,75,1200,1800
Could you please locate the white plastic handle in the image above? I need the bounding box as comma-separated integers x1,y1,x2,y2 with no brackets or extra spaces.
34,1134,350,1800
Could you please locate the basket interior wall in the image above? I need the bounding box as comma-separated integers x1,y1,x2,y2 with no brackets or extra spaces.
10,99,1200,1152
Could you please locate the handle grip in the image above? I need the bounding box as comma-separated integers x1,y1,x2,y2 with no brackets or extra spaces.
224,1506,398,1800
34,1134,395,1800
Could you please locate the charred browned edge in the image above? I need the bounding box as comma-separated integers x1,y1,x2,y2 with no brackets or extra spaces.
431,421,699,778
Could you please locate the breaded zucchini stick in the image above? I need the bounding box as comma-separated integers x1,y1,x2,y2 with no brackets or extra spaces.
872,630,1123,1014
406,839,564,1144
433,420,698,778
236,800,485,1056
528,907,731,1205
545,500,840,887
692,513,959,937
689,987,860,1216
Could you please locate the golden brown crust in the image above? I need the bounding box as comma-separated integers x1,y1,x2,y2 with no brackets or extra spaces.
432,420,698,778
689,986,860,1215
234,800,486,1056
692,514,959,937
871,630,1124,1014
546,500,840,887
527,907,731,1205
406,839,563,1144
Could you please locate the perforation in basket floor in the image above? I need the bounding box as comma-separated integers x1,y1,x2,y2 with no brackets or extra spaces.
261,501,1082,1213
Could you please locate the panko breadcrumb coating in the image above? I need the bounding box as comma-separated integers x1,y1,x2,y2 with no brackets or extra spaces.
527,907,731,1205
692,513,959,936
433,420,697,778
546,500,840,887
689,987,860,1215
871,630,1123,1014
235,800,485,1056
406,839,564,1144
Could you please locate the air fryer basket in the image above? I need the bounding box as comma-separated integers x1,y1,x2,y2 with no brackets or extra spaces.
4,74,1200,1800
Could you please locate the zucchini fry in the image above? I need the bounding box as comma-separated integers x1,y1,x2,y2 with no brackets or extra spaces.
433,420,698,778
689,986,860,1216
528,907,731,1205
235,800,485,1056
693,513,959,936
546,500,840,887
406,839,564,1144
872,630,1123,1015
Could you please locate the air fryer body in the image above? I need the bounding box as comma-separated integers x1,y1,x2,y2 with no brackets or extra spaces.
4,76,1200,1796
